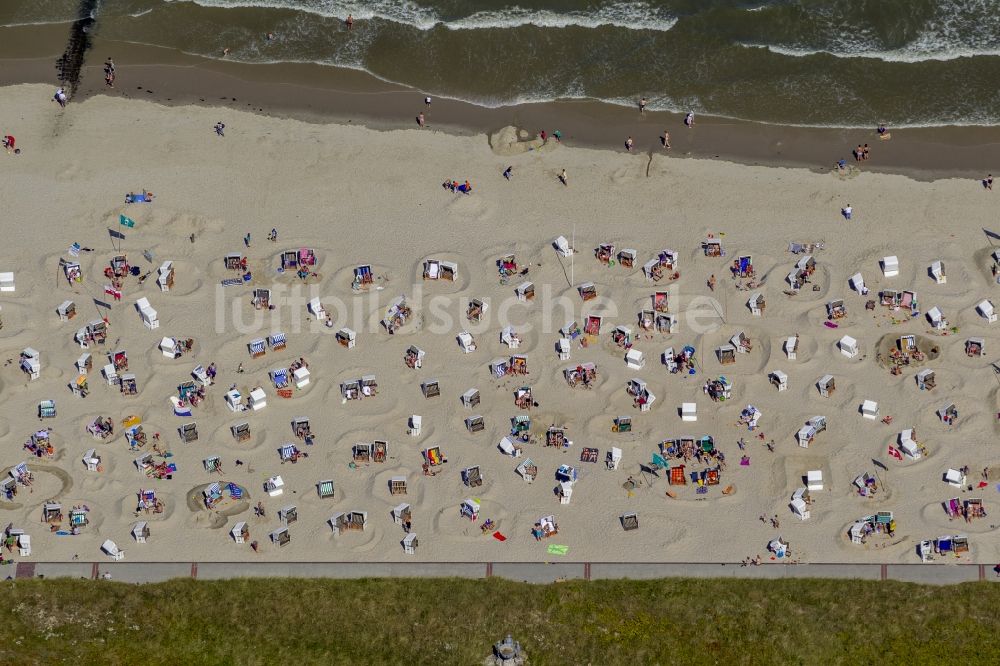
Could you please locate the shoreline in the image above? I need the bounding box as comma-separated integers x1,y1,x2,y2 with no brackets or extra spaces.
1,23,999,181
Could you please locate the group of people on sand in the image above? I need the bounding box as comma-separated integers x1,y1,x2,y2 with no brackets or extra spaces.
443,179,472,195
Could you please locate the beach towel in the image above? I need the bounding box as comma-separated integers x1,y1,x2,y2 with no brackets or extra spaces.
492,532,507,542
547,544,568,556
220,278,243,287
228,483,244,499
823,321,839,328
68,243,81,257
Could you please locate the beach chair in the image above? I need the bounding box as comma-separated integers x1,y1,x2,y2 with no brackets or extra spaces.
927,306,947,330
621,512,639,531
769,370,788,392
838,335,859,358
336,328,356,348
101,539,125,560
268,332,287,351
231,522,249,544
279,506,298,526
976,299,997,323
929,260,946,284
57,300,76,322
135,297,159,330
248,387,267,411
132,522,149,544
292,366,311,389
461,388,480,408
848,273,866,295
157,261,174,292
402,533,418,555
916,369,935,391
861,400,879,420
0,272,14,292
264,475,285,497
625,349,645,369
457,331,477,353
307,297,328,320
577,282,597,301
880,256,899,277
553,236,572,257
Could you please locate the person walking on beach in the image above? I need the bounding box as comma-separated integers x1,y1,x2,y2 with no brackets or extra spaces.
104,58,116,88
346,14,354,30
503,166,513,180
53,88,67,108
662,130,670,149
684,112,694,128
424,96,432,107
244,232,251,247
417,112,425,128
842,203,853,220
862,143,870,160
559,169,568,186
215,122,225,136
639,97,647,114
986,174,994,191
707,274,716,292
625,136,634,152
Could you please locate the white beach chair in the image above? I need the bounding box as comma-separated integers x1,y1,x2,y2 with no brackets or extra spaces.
880,256,899,278
976,299,997,323
929,260,946,284
838,335,859,358
101,539,125,560
553,236,573,257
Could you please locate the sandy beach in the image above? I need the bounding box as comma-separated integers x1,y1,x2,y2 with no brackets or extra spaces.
2,82,1000,565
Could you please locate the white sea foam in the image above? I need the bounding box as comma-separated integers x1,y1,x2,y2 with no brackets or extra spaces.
175,0,678,32
740,0,1000,63
744,42,1000,64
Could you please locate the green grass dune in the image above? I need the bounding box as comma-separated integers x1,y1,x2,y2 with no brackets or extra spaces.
0,578,996,664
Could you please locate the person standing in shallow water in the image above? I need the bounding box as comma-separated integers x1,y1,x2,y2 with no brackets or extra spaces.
346,14,353,30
